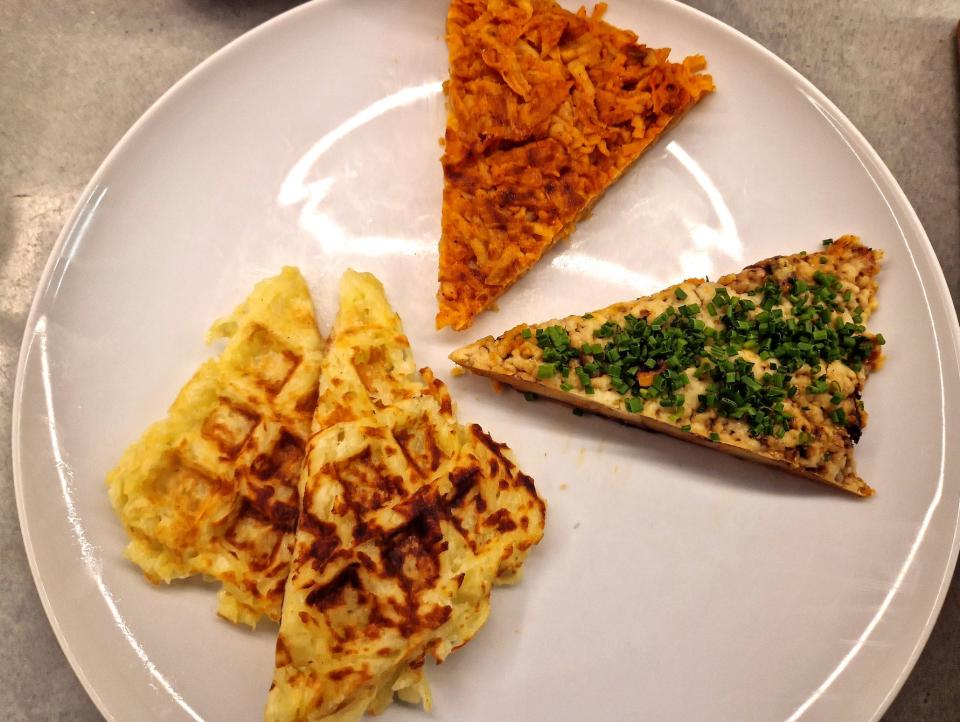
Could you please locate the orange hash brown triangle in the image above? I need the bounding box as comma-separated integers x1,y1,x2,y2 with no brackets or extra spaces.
437,0,715,330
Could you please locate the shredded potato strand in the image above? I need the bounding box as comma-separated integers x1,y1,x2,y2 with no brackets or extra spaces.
438,0,715,330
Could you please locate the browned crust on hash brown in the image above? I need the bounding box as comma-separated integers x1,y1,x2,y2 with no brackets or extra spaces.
266,271,545,721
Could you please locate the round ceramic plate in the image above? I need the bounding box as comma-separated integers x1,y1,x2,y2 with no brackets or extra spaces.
13,1,960,720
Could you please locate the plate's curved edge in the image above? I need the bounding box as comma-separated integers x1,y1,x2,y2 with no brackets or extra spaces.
646,4,960,720
10,0,960,720
9,2,337,720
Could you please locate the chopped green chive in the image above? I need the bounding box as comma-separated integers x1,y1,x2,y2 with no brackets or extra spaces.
521,327,532,339
822,238,834,246
527,266,881,442
709,432,720,442
537,363,556,379
572,408,584,416
523,392,537,402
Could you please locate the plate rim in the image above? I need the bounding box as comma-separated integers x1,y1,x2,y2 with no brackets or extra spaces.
11,1,960,720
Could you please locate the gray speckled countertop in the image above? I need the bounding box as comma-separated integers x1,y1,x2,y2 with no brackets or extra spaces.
1,1,957,719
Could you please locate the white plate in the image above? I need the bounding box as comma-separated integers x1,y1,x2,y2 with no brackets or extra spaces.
13,1,960,720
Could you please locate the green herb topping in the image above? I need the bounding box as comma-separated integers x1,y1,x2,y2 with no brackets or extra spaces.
532,271,882,440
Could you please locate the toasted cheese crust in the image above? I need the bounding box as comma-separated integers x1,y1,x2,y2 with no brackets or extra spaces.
438,0,715,330
451,236,884,495
266,271,545,722
106,268,324,626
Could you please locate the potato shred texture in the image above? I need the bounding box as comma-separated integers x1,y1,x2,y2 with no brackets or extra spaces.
265,271,546,722
106,268,324,627
438,0,715,330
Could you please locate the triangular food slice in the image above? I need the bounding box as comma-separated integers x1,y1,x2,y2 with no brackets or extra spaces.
452,236,884,496
438,0,715,329
107,268,324,626
266,271,546,722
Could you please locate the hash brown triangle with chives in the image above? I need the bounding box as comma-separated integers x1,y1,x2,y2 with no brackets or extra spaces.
437,0,715,330
451,236,885,496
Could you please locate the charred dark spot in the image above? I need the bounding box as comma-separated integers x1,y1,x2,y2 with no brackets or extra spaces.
268,501,300,534
296,386,320,414
297,513,340,569
363,625,384,640
517,472,540,500
450,466,482,507
394,419,443,478
332,448,408,519
422,604,453,629
484,508,518,532
847,423,863,444
470,424,516,471
305,564,364,610
353,518,370,544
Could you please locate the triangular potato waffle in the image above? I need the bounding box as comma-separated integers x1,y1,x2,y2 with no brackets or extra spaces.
106,268,324,626
437,0,715,329
451,236,884,495
265,271,546,721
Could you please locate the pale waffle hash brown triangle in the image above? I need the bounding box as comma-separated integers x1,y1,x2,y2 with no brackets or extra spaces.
266,270,546,722
106,267,324,627
437,0,715,329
